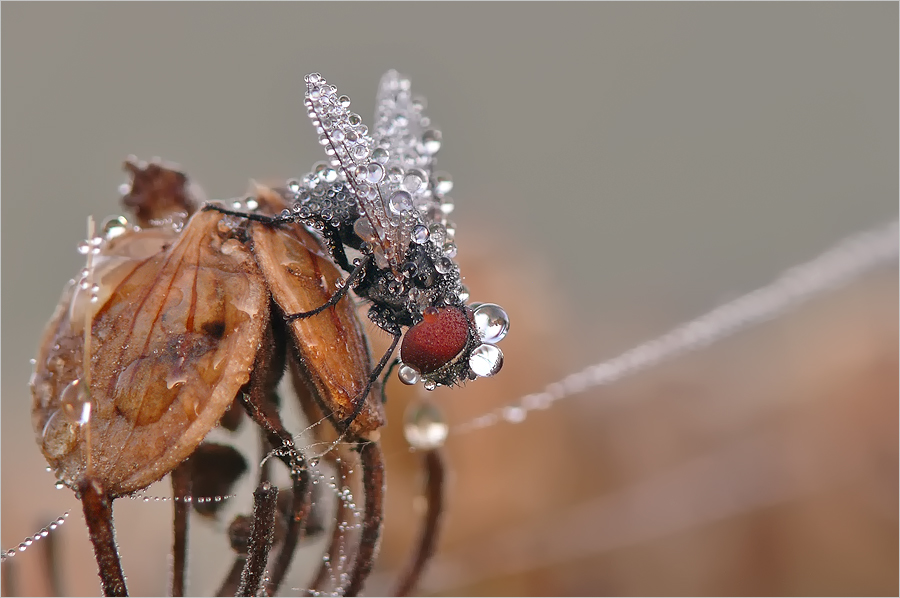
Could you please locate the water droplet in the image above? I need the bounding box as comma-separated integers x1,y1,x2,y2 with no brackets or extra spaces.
442,242,458,258
403,169,427,194
473,303,510,344
372,147,389,164
458,285,470,302
434,257,453,275
101,215,129,239
423,379,437,391
428,223,446,246
433,172,453,196
353,217,377,245
412,225,430,244
469,344,504,377
245,197,259,211
364,163,384,184
339,95,351,108
55,481,65,490
322,168,338,183
351,144,369,161
77,241,91,255
502,405,526,423
403,402,448,450
398,365,419,385
421,130,442,154
388,191,413,215
42,410,77,459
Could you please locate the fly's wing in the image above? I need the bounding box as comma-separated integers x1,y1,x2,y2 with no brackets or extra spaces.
32,209,268,497
250,187,385,439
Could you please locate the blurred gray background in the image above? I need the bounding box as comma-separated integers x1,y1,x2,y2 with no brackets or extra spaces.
2,3,897,596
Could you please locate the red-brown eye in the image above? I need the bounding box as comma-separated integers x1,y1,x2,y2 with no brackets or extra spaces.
400,306,470,374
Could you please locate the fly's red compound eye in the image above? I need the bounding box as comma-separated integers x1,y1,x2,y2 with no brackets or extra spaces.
400,306,471,375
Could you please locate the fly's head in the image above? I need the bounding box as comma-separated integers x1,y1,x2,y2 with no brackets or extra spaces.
289,70,509,391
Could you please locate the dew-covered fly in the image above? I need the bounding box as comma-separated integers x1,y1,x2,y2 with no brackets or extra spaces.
212,71,510,420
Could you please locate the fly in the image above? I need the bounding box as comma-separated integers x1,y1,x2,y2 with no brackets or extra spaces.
211,70,511,427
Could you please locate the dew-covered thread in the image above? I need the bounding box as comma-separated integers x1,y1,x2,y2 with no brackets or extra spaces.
455,220,899,433
1,512,70,561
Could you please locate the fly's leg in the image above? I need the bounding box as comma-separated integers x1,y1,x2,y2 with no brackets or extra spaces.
203,203,297,226
284,255,370,322
381,358,401,404
339,325,401,432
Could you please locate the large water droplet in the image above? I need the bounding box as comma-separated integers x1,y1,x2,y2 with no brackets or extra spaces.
41,410,77,459
404,402,448,450
433,172,453,196
434,257,453,275
469,344,503,377
403,169,427,194
353,217,377,244
372,147,389,164
365,163,385,184
473,303,510,344
411,225,430,244
398,364,419,385
421,130,442,155
388,191,413,215
101,215,129,239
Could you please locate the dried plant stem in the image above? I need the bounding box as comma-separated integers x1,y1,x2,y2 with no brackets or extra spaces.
237,483,278,597
238,390,311,596
79,480,127,596
394,448,446,596
308,455,356,594
345,441,385,597
170,460,192,597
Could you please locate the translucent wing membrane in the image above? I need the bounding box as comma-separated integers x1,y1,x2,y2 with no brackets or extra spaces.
304,73,405,271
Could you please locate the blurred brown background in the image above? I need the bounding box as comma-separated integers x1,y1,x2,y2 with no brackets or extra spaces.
2,3,897,596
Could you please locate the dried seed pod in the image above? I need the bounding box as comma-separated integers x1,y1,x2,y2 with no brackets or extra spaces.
249,186,385,439
31,206,268,498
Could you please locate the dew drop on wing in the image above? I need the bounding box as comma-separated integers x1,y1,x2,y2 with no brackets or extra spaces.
421,129,442,154
433,172,453,196
365,163,385,184
372,147,389,164
403,169,427,194
412,224,430,244
389,190,413,215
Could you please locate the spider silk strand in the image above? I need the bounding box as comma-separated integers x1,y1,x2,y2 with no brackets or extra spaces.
455,220,899,434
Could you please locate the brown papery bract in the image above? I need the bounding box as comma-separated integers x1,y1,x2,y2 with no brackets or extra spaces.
32,196,268,498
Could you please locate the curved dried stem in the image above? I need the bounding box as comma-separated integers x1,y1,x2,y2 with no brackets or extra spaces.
79,480,127,596
236,483,278,597
394,448,446,596
169,460,192,597
345,441,385,597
